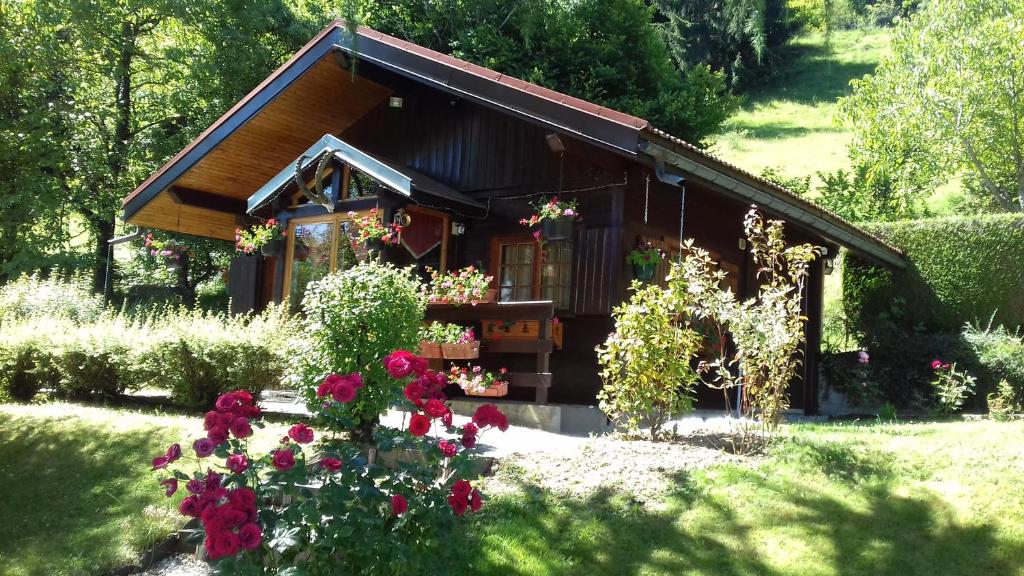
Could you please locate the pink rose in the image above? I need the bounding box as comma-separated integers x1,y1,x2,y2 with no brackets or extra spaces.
271,449,295,471
288,423,315,444
193,437,217,458
226,453,248,474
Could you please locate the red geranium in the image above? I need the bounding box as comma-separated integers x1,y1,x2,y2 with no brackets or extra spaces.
438,440,458,458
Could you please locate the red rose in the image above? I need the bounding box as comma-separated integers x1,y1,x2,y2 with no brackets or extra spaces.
165,443,182,463
409,413,432,437
448,493,469,517
205,471,223,490
472,404,509,431
160,478,178,497
271,449,295,471
207,426,229,445
229,417,252,439
193,437,217,458
179,495,201,517
931,359,943,370
288,423,315,444
452,479,472,498
238,523,262,551
206,531,241,560
391,494,408,516
348,373,364,388
438,440,458,458
226,453,248,474
229,487,256,509
151,455,170,470
331,380,356,403
384,351,414,379
317,374,341,398
218,505,248,527
470,489,482,512
424,398,450,419
233,390,254,406
215,393,239,413
320,457,343,472
404,381,425,405
442,411,453,427
461,433,477,449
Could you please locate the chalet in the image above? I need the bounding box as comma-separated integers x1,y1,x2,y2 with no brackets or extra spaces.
122,21,903,414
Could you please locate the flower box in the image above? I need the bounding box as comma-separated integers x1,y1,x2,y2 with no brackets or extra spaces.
418,341,443,359
441,341,480,360
466,381,508,397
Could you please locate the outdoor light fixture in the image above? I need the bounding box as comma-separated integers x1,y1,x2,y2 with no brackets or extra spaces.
451,222,466,236
394,209,412,227
545,133,565,154
738,238,747,250
824,257,837,275
389,96,404,108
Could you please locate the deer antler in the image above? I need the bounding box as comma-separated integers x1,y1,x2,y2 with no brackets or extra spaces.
292,150,338,213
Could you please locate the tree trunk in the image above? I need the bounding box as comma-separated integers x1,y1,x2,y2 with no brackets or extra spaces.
175,253,196,308
92,217,115,299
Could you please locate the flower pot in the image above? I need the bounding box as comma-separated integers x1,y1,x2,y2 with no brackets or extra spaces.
442,341,480,360
471,288,497,304
419,341,443,359
294,242,310,262
364,238,384,255
165,258,181,271
466,381,508,397
633,261,657,281
261,238,283,257
541,217,574,240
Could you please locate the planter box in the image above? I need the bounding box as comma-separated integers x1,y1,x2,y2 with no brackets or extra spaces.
465,381,508,397
441,341,480,360
419,341,443,359
483,320,563,349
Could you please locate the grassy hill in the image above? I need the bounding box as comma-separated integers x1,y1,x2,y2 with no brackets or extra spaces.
710,28,891,188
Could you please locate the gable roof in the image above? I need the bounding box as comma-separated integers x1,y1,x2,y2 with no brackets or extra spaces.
123,20,903,267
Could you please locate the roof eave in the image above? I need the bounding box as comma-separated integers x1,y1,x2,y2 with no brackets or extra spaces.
639,139,906,268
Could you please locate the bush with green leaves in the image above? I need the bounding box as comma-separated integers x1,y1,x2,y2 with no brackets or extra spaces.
988,379,1020,420
0,273,105,323
289,262,426,438
930,360,976,415
0,325,58,402
596,283,702,441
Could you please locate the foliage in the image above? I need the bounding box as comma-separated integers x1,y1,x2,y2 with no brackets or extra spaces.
289,262,425,436
987,379,1020,420
962,320,1024,407
651,0,798,89
234,219,285,254
843,214,1024,335
596,283,702,441
0,272,105,324
349,208,401,244
419,322,473,345
126,232,232,309
821,350,879,408
930,360,976,415
359,0,738,143
152,360,508,573
423,266,493,305
839,0,1024,213
448,364,508,394
626,240,668,267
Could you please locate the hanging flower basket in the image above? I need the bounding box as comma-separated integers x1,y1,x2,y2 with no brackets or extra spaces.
165,257,181,271
541,218,574,240
364,238,384,254
633,262,657,281
441,341,480,360
261,238,284,257
466,381,508,398
418,341,443,359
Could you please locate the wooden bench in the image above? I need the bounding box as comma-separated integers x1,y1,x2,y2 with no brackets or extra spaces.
424,301,555,404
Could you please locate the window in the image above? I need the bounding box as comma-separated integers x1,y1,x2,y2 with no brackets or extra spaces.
284,212,368,312
491,237,573,309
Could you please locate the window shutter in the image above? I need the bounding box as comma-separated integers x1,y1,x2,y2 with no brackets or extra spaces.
572,227,621,315
229,255,262,314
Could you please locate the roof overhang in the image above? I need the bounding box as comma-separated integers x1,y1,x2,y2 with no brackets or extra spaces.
639,139,905,268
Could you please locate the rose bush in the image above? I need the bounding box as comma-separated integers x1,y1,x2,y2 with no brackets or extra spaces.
151,350,507,574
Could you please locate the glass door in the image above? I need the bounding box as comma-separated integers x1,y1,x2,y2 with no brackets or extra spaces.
286,219,336,312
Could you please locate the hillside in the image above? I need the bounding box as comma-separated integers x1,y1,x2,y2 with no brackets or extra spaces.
710,28,891,188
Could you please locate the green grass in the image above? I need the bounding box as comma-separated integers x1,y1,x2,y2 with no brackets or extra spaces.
464,420,1024,575
0,403,288,576
711,28,892,188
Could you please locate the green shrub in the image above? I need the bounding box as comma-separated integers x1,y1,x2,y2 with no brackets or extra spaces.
0,326,59,402
844,214,1024,334
987,379,1020,420
597,283,701,441
0,273,105,323
962,321,1024,404
289,262,425,436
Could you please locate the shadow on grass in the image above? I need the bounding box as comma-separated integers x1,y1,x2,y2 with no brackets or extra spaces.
0,411,178,576
455,439,1024,576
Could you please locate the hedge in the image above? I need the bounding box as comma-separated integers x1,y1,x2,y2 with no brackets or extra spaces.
844,213,1024,335
839,213,1024,409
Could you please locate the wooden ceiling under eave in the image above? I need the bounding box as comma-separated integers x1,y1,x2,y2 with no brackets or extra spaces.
127,55,393,240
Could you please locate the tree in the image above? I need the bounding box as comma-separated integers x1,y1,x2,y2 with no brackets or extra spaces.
839,0,1024,212
360,0,737,143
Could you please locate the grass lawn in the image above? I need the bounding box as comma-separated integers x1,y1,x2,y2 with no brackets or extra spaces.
464,420,1024,575
710,28,890,188
0,403,288,576
3,403,1022,575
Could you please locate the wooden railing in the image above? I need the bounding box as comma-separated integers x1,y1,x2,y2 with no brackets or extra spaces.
424,301,555,404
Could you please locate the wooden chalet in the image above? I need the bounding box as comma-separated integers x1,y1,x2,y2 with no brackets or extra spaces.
123,21,904,414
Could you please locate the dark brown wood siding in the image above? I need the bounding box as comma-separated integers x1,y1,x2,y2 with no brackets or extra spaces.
572,227,621,315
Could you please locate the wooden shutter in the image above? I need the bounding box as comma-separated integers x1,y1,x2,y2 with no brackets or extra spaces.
572,227,621,315
228,255,261,315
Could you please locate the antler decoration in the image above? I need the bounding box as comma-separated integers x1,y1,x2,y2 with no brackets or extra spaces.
293,149,340,213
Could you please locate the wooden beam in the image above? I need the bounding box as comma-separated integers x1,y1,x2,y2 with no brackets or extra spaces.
168,187,247,214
